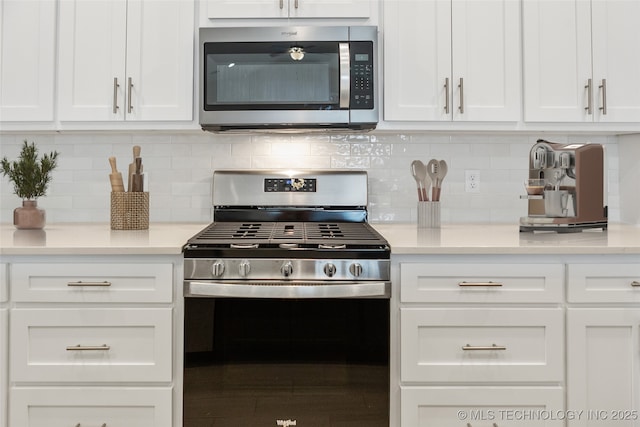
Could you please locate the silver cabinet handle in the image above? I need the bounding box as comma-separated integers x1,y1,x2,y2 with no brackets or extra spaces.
585,78,593,114
462,344,506,351
67,281,112,287
599,78,607,115
127,77,134,113
458,281,503,287
75,424,106,427
338,42,350,108
66,344,111,351
279,0,283,9
112,78,119,114
444,77,450,114
294,0,298,8
631,281,640,287
458,77,464,113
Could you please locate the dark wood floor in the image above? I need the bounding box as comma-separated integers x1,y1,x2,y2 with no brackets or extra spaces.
183,361,389,427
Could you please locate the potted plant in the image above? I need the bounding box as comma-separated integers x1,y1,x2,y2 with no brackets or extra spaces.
1,140,59,229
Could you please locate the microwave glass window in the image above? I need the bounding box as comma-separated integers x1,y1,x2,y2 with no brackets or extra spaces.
204,43,341,110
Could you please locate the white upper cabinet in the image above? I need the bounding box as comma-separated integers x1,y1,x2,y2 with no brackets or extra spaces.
206,0,370,19
523,0,640,123
58,0,194,122
0,0,56,122
384,0,521,122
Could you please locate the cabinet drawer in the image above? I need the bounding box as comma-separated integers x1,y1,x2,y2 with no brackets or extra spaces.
401,387,564,426
11,262,173,303
10,387,171,427
401,308,564,383
10,308,172,383
0,264,7,302
400,263,564,303
568,263,640,303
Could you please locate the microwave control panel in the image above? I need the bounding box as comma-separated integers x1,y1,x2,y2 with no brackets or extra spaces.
350,41,374,110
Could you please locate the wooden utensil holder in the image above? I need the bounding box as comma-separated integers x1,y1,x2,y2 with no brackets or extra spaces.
110,192,149,230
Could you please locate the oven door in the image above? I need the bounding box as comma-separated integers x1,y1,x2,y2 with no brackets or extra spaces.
185,280,390,299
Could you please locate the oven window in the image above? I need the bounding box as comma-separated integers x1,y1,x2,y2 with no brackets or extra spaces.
204,42,341,110
184,298,389,427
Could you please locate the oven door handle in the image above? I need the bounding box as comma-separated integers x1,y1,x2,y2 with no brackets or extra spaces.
185,281,390,299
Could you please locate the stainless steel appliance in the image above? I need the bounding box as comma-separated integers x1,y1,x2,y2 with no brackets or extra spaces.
183,170,390,427
520,139,608,232
199,26,378,132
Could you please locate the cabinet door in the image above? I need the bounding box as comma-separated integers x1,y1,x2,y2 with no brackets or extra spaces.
0,0,55,122
206,0,369,18
522,0,592,122
10,387,171,427
451,0,521,121
58,0,128,121
591,0,640,123
567,309,640,427
125,0,194,121
206,0,288,18
383,0,451,121
289,0,370,18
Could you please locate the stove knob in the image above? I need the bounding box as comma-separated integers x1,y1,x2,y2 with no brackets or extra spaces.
281,261,294,278
324,263,337,278
212,261,225,277
349,263,363,277
238,260,251,277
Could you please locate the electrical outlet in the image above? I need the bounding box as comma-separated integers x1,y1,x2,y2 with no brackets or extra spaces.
465,170,480,193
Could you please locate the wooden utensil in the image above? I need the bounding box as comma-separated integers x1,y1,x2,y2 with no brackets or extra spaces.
410,160,426,201
435,160,448,201
426,159,439,201
131,157,144,192
128,145,141,191
108,156,125,192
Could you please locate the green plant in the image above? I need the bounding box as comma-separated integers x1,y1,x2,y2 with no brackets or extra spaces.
1,140,60,200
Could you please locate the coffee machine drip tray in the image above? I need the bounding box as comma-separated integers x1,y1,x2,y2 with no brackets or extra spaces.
519,216,608,233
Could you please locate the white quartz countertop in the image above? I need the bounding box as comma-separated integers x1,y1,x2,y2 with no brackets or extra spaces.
371,223,640,255
0,223,209,255
1,222,640,256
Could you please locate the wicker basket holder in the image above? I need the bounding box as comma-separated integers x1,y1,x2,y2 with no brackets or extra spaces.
110,192,149,230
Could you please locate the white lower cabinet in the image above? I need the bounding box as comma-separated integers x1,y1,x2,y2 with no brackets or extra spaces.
10,387,172,427
567,308,640,427
401,387,565,426
396,259,565,427
10,308,172,383
566,261,640,427
401,308,563,383
6,257,179,427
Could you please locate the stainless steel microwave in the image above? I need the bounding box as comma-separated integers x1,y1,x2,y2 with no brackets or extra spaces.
199,26,378,132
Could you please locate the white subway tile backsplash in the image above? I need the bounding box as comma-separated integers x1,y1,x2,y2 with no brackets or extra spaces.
0,131,623,225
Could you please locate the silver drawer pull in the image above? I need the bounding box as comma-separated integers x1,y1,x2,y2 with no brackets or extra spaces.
458,281,503,287
76,424,106,427
66,344,111,351
631,281,640,287
462,344,506,351
67,281,112,287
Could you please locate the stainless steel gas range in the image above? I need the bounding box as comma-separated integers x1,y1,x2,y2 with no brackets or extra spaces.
183,170,391,427
184,169,390,298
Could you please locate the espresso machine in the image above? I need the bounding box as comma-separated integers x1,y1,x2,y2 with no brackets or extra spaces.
519,139,608,232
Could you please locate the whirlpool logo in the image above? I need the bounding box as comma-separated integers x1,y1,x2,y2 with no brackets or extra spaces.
276,420,297,427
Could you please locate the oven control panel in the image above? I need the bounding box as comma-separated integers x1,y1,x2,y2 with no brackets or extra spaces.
264,178,317,192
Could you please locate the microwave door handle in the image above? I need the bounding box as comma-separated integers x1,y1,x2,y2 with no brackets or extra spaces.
339,42,350,108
